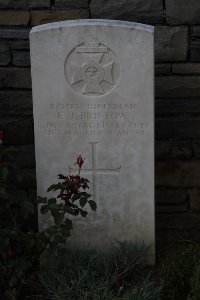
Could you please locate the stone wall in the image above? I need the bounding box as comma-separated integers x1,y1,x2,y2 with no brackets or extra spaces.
1,0,200,238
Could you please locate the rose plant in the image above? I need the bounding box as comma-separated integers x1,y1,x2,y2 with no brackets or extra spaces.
38,154,97,251
0,133,96,300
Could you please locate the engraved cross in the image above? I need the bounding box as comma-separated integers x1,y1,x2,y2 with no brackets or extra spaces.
69,142,121,205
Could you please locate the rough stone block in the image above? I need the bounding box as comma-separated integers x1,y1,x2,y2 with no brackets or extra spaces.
166,0,200,25
156,188,188,204
31,9,89,25
0,68,31,88
156,203,188,214
172,63,200,74
155,26,188,62
0,11,30,25
156,76,200,98
13,51,30,67
0,0,50,8
0,28,30,39
156,98,200,115
156,161,200,187
157,213,200,230
155,63,171,75
19,169,36,189
3,145,35,168
156,141,193,160
189,189,200,211
90,0,164,24
193,142,200,159
10,40,30,50
0,117,34,144
0,90,32,115
156,118,200,139
55,0,89,8
0,41,11,65
191,26,200,62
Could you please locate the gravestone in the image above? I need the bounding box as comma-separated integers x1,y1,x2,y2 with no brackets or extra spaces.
30,19,154,259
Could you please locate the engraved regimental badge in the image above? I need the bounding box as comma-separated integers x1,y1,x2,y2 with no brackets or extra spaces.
64,36,120,96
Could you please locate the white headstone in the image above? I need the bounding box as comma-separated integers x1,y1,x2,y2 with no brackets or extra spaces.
30,19,154,260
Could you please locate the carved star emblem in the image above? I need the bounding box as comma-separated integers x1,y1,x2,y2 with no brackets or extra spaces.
70,53,114,94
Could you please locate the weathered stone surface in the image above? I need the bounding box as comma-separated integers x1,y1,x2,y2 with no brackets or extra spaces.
156,119,200,139
156,76,200,98
191,26,200,62
155,26,188,62
13,51,30,67
0,90,32,115
156,141,193,160
155,63,171,75
0,68,31,88
0,117,34,144
0,41,11,65
0,0,50,8
31,9,89,25
30,20,155,254
3,145,35,168
90,0,163,24
156,161,200,187
166,0,200,25
55,0,89,8
172,63,200,74
0,28,30,39
156,98,200,115
0,11,30,26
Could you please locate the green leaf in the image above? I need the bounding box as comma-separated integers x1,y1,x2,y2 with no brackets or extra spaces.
0,186,7,198
73,208,79,216
2,167,8,181
80,192,91,199
47,184,57,192
48,198,57,205
47,183,63,192
40,205,49,215
88,200,97,211
54,234,66,244
0,237,9,251
49,203,60,211
79,209,87,217
37,196,47,204
61,227,70,238
53,213,64,226
63,206,74,215
79,197,87,207
64,218,73,230
71,193,80,202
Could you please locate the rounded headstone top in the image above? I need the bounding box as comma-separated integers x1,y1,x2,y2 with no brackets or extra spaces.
30,19,154,36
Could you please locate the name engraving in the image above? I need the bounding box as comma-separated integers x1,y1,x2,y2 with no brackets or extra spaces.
36,101,150,137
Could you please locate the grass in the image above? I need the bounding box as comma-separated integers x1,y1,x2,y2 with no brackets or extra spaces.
38,242,160,300
14,240,200,300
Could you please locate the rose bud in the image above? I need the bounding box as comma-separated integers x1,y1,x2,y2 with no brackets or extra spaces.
76,155,85,168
